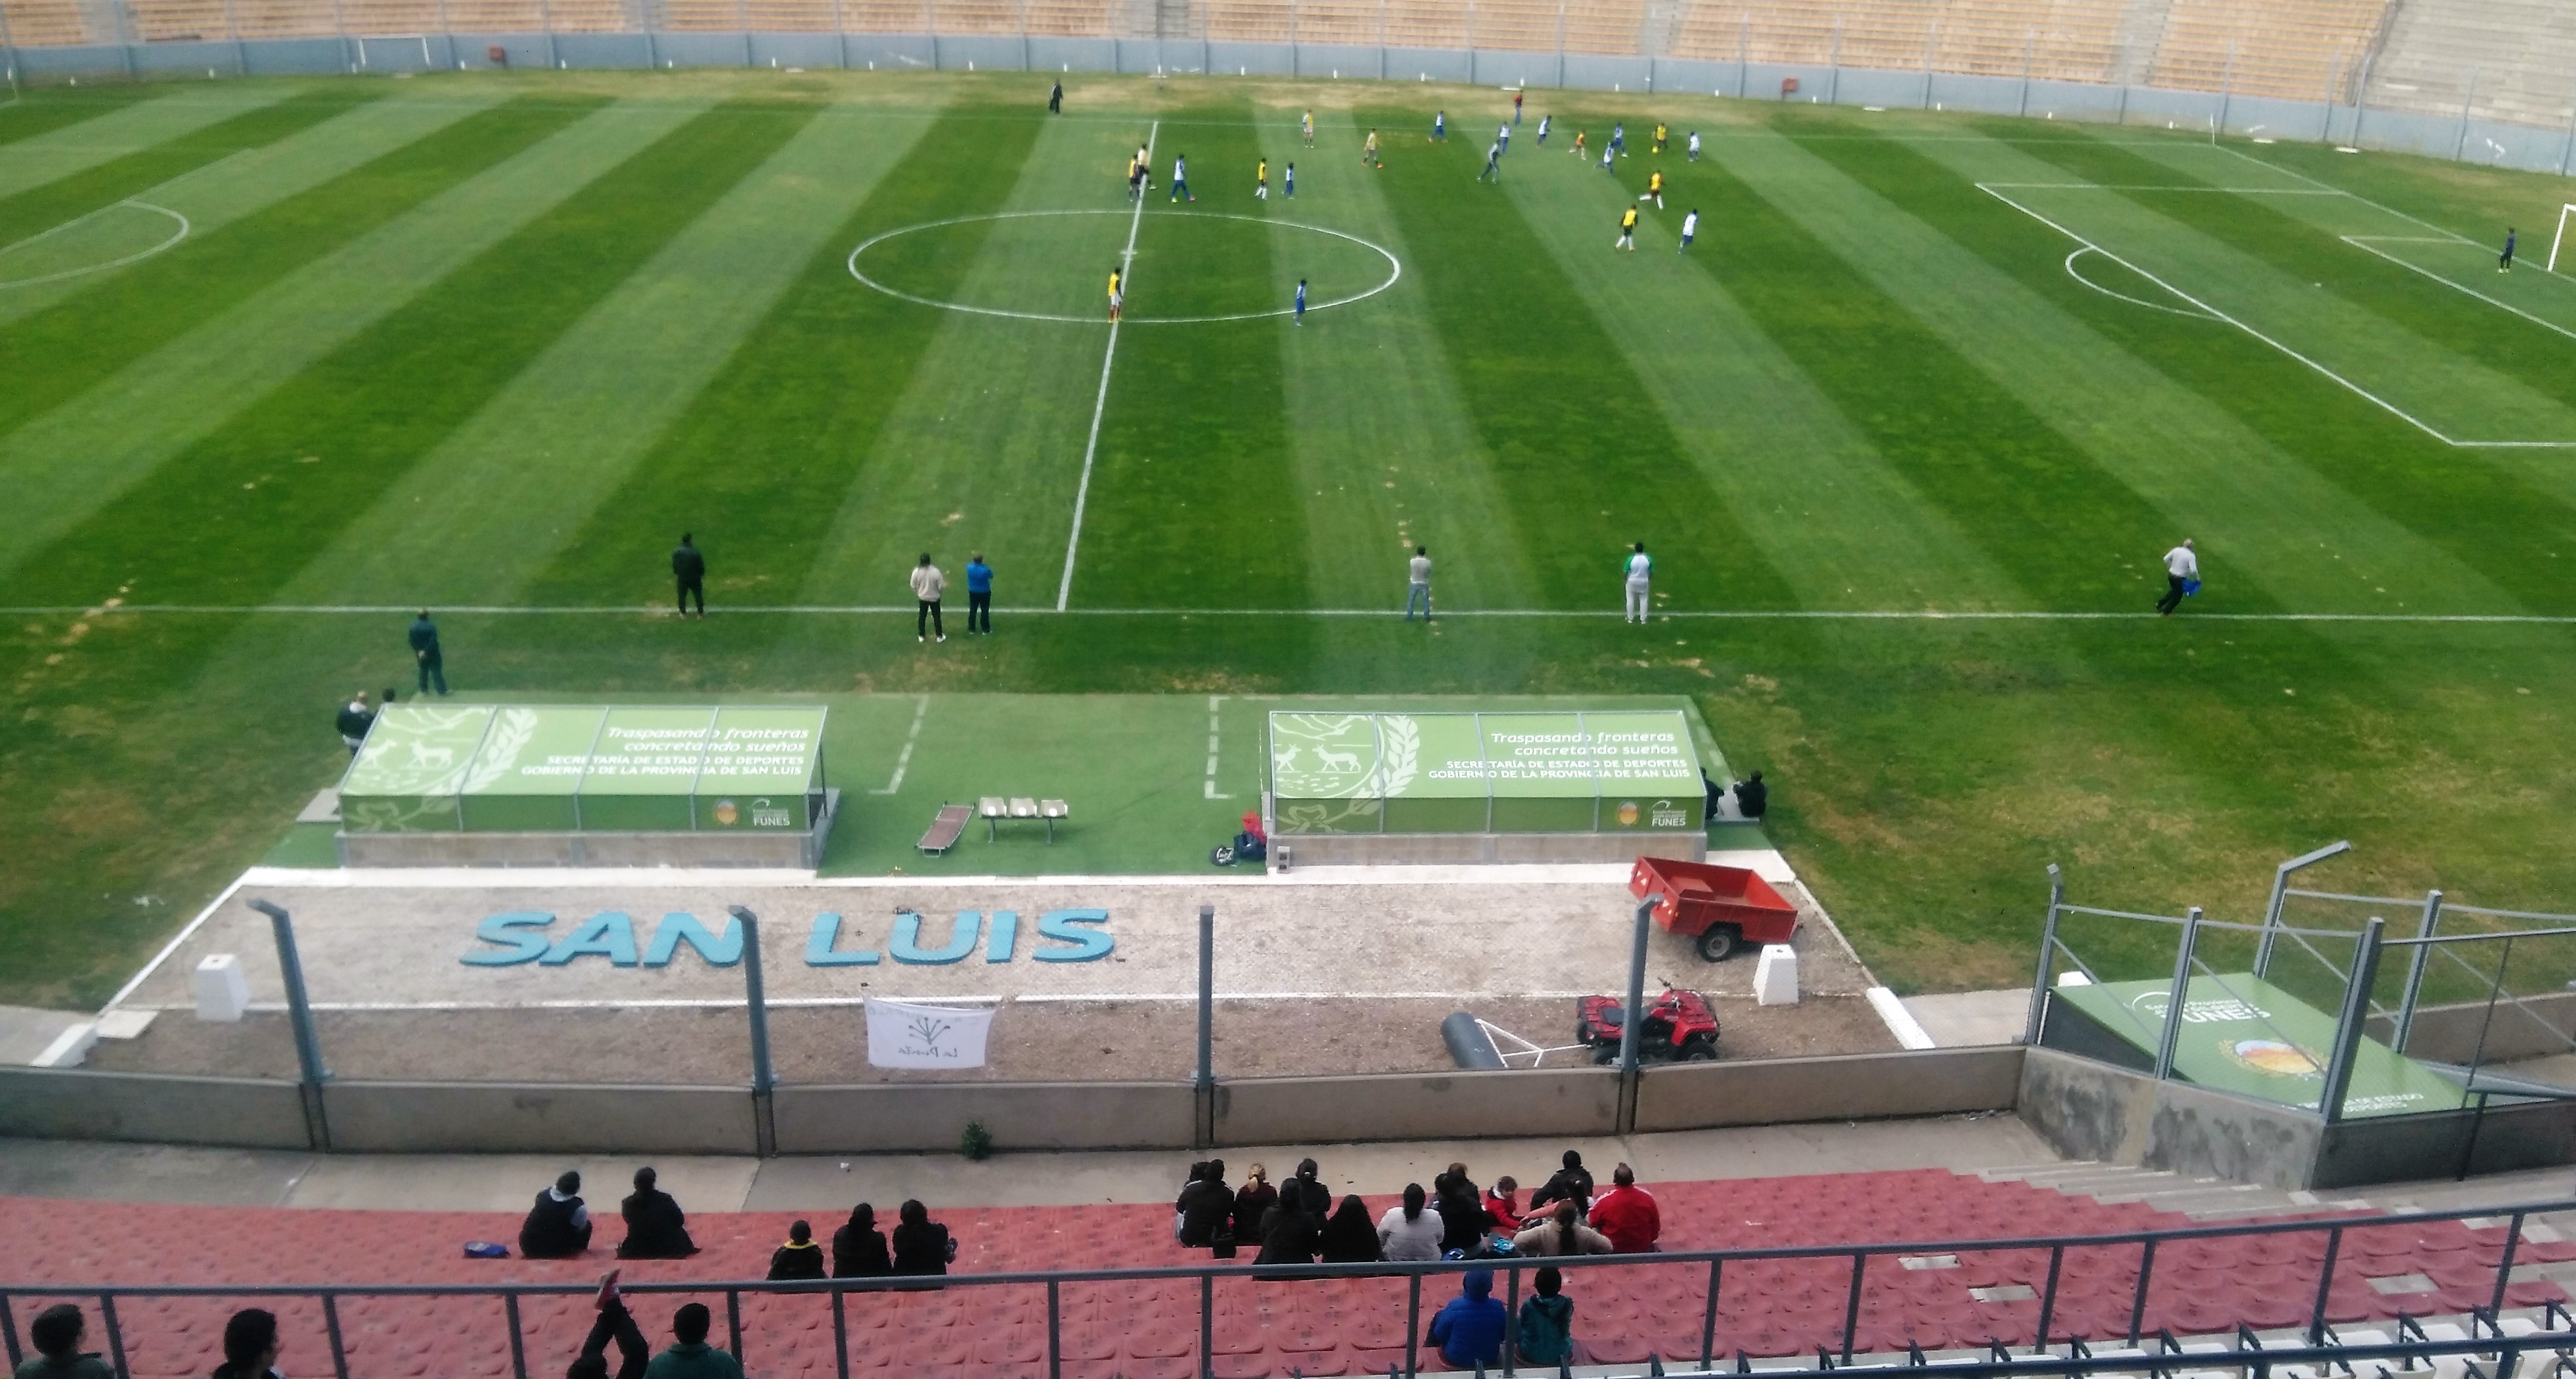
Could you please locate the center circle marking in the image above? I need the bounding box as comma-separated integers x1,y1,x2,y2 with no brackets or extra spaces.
846,209,1402,324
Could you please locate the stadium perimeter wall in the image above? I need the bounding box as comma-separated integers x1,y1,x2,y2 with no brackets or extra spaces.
12,33,2576,177
0,1049,2024,1156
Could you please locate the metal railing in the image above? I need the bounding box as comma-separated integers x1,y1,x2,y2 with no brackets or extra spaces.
5,1199,2571,1379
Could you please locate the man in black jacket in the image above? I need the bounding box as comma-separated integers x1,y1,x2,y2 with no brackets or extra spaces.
1733,771,1767,821
1526,1150,1595,1214
672,535,706,619
520,1170,592,1258
615,1166,697,1259
1177,1158,1233,1246
408,611,447,695
335,691,374,756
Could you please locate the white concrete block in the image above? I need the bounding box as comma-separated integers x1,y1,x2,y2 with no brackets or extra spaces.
1754,944,1799,1005
32,1022,97,1068
192,953,250,1022
94,1008,157,1040
2056,971,2093,988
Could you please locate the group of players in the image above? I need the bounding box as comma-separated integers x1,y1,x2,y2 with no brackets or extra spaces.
1107,93,1708,323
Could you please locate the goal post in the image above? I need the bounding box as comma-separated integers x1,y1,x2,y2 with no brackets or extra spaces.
2550,204,2576,272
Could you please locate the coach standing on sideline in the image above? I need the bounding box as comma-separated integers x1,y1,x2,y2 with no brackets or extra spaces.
673,533,706,619
409,610,449,695
1049,79,1063,114
964,552,994,635
2156,538,2198,617
910,554,947,644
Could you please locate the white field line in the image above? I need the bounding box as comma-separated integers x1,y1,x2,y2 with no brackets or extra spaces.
15,604,2576,623
232,861,1645,888
847,208,1398,324
2343,236,2576,343
102,872,250,1013
1057,118,1155,611
869,692,928,795
1976,182,2576,450
2062,246,2218,318
1203,692,1232,800
0,200,189,290
1979,183,2348,194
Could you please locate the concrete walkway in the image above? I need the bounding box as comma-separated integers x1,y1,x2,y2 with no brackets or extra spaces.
0,1113,2054,1212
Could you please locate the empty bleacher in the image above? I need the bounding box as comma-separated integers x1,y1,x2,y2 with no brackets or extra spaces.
1667,0,2126,86
2145,0,2382,100
3,1170,2568,1379
2363,0,2576,129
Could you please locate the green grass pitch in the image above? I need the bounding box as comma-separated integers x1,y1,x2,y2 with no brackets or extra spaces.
3,69,2573,1009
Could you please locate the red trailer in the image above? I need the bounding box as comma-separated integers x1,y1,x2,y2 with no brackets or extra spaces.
1629,855,1800,961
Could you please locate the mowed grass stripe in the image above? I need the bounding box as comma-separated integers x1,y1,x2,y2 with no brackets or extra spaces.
1075,103,1310,609
0,98,709,583
1653,121,2188,612
1363,107,1793,613
0,95,599,443
1818,122,2576,617
1494,125,2018,612
2009,125,2576,420
11,102,815,608
0,83,294,201
0,86,376,249
520,106,1021,609
292,104,927,607
0,87,156,148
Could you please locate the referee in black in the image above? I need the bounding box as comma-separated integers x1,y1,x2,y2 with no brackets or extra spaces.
673,533,706,618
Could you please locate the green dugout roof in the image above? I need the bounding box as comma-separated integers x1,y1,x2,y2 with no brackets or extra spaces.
1268,709,1703,835
2051,972,2469,1120
340,705,827,834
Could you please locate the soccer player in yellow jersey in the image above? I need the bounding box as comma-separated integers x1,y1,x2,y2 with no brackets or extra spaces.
1572,129,1586,158
1653,122,1668,154
1256,157,1268,200
1302,109,1315,145
1616,206,1638,251
1107,266,1123,322
1638,169,1664,210
1363,129,1379,166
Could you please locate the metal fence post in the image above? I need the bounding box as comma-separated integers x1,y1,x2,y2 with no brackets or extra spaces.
2491,1212,2526,1318
2391,890,2443,1053
1700,1258,1721,1368
1404,1271,1427,1378
2033,1242,2064,1353
1825,17,1839,104
1,1294,22,1371
2151,908,2200,1082
541,0,558,69
99,1294,129,1379
1046,1278,1062,1379
1195,903,1216,1149
2456,66,2479,160
2125,1237,2156,1346
250,900,332,1152
2352,51,2374,146
2215,39,2236,141
1919,21,1934,110
731,906,777,1155
2308,1224,2344,1344
2321,52,2342,142
1839,1252,1865,1361
1735,9,1745,97
1616,894,1657,1134
504,1292,529,1379
2018,29,2033,117
2256,842,2349,980
2028,864,2065,1047
1198,1271,1214,1379
2558,97,2576,177
2319,917,2388,1124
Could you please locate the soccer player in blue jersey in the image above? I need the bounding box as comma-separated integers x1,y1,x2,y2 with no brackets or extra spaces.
2500,227,2517,271
1295,278,1308,324
1284,162,1295,197
1536,113,1551,145
1687,129,1701,161
1170,152,1191,202
1433,110,1446,141
1678,208,1699,252
1480,139,1503,181
1609,121,1625,157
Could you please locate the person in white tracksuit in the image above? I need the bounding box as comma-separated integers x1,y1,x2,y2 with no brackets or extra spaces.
1624,543,1653,623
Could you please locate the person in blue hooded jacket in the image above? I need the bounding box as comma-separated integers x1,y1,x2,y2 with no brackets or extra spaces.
1425,1269,1509,1369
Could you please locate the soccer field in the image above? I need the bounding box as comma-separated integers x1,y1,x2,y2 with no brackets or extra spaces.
3,69,2572,1009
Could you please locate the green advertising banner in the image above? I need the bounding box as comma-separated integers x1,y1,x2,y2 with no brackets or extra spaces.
1268,710,1704,837
2050,973,2469,1119
340,705,826,835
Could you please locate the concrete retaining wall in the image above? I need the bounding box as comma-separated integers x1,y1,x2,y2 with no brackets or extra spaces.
1633,1046,2024,1131
774,1082,1195,1153
2018,1047,2327,1191
322,1081,759,1153
1214,1068,1619,1146
1277,832,1703,867
0,1067,313,1149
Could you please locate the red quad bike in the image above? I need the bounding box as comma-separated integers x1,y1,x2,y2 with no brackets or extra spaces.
1576,990,1720,1064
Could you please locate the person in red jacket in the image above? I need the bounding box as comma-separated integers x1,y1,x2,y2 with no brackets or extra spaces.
1482,1175,1524,1234
1587,1164,1660,1253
